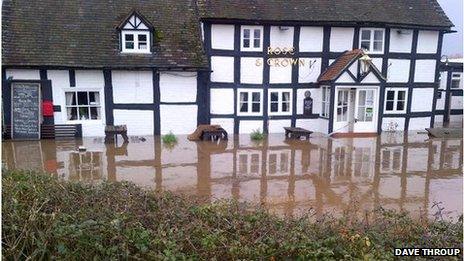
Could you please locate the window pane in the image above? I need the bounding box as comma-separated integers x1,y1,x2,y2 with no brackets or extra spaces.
253,39,260,48
374,30,383,41
361,30,371,40
125,34,134,41
252,92,260,102
252,103,260,112
387,90,395,100
65,92,76,105
386,101,394,111
90,107,101,120
243,39,250,48
361,41,370,50
77,92,89,105
67,107,78,120
270,92,278,102
396,101,405,111
79,107,89,120
282,102,289,112
270,102,278,112
239,92,248,112
282,92,290,102
243,29,250,38
397,91,406,101
253,29,260,39
239,155,247,173
357,107,366,121
138,34,147,42
373,41,382,51
126,42,134,49
89,92,100,105
451,79,460,89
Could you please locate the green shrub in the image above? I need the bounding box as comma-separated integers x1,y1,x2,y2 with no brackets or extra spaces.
2,170,463,260
250,128,265,141
162,132,177,144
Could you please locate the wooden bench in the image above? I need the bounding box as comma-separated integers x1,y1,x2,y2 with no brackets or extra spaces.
105,125,129,143
201,128,228,141
284,127,313,140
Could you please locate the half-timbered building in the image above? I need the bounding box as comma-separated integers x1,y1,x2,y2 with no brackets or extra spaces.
2,0,458,137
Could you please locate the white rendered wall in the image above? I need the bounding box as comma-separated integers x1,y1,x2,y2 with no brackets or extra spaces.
330,27,354,52
269,58,292,83
270,26,294,47
75,70,104,89
160,105,197,135
387,59,410,83
211,56,234,82
382,118,406,131
160,72,197,102
210,118,234,134
47,70,70,124
114,109,154,136
408,117,431,130
112,70,153,104
268,120,291,133
411,88,434,112
299,27,323,52
451,95,463,110
336,72,355,83
296,119,328,134
5,69,40,80
389,29,413,53
296,88,321,114
414,60,437,82
298,58,322,83
417,30,439,54
241,57,263,84
239,120,263,134
210,88,234,114
211,24,234,50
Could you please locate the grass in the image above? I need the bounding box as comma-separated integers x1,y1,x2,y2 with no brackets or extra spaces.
161,132,177,145
2,169,463,260
250,128,265,141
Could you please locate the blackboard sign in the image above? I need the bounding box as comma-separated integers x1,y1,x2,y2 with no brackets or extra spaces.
303,97,313,115
11,82,41,140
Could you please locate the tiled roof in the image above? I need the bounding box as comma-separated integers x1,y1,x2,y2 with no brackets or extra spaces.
2,0,453,68
318,49,364,82
198,0,453,28
2,0,208,68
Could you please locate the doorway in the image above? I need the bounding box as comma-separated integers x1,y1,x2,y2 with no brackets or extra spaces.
333,87,378,134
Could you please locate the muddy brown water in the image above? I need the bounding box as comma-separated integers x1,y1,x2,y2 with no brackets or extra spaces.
2,133,463,219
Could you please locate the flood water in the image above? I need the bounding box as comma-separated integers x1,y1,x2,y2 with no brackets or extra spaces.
2,133,463,219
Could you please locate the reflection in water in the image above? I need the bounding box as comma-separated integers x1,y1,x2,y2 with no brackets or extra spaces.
2,133,463,219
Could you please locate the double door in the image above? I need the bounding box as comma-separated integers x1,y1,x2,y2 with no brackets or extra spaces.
334,87,378,133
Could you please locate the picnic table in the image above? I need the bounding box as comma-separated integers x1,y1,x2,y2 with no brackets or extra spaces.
105,125,129,143
283,127,313,140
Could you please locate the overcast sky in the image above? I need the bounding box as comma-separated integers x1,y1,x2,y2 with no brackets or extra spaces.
438,0,463,57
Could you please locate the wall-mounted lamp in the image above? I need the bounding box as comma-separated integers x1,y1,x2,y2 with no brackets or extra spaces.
359,54,372,75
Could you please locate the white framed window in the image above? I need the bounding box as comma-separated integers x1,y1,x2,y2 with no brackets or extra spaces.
65,91,102,121
237,89,263,116
321,86,330,118
451,73,461,89
360,28,384,53
384,88,407,113
336,89,350,122
237,152,261,176
122,31,150,53
241,26,263,51
268,89,292,115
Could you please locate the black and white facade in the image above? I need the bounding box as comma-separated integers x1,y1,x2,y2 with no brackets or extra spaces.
2,0,459,137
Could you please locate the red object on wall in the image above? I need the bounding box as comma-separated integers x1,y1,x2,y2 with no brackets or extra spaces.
42,101,54,116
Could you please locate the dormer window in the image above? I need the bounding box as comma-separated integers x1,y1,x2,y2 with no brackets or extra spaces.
118,11,153,54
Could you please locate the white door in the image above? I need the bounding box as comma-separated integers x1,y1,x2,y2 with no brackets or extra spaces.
353,88,378,133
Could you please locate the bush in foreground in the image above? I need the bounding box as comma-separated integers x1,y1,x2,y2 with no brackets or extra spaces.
2,170,462,260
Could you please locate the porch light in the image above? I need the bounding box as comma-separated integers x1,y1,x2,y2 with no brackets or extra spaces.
359,54,372,75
